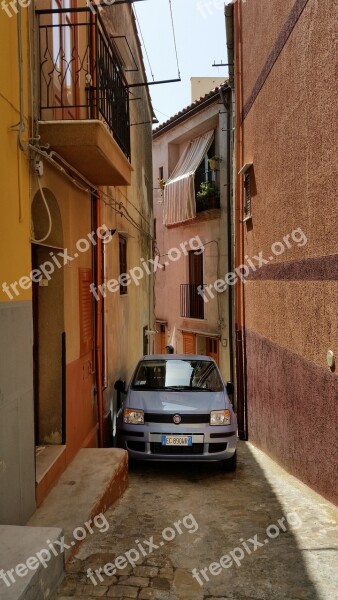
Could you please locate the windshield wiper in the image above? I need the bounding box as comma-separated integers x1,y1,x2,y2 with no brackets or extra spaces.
164,385,195,390
164,385,211,391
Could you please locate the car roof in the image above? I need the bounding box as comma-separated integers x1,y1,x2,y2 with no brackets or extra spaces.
140,354,215,361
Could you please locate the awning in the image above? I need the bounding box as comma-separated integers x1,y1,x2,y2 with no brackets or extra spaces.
163,130,214,225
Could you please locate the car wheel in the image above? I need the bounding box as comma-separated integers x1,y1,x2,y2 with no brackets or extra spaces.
222,450,237,472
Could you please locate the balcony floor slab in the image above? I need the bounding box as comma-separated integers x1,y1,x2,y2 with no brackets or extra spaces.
39,120,132,186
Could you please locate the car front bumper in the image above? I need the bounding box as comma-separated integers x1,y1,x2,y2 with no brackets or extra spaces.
117,425,237,461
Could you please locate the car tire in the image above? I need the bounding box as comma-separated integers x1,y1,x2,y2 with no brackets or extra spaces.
222,450,237,472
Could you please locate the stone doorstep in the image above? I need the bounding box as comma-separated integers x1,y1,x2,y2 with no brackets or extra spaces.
0,525,64,600
8,447,129,599
28,448,128,561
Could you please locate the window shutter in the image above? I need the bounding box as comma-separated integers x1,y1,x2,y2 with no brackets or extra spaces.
183,332,196,354
244,172,252,218
79,268,93,356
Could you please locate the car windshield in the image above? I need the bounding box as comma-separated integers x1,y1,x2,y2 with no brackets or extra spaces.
131,359,223,392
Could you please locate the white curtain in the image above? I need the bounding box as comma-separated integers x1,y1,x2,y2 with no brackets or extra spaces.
163,130,214,225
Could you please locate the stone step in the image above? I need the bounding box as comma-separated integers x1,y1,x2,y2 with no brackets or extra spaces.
0,525,63,600
0,448,128,600
28,448,128,561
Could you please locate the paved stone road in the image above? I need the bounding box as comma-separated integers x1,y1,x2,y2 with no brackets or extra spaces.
55,442,338,600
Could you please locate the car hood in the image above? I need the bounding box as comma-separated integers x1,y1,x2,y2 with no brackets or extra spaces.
127,389,227,412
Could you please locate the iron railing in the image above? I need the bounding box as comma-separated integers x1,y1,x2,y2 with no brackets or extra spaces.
180,284,205,320
37,7,130,160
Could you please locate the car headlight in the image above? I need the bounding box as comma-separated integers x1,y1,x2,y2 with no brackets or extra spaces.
210,410,231,426
123,408,144,425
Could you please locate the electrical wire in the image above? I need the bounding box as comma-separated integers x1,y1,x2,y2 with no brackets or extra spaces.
168,0,181,79
31,177,53,243
116,185,151,226
28,144,155,244
133,6,155,82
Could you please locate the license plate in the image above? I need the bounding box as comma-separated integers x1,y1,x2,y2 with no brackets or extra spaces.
162,435,192,446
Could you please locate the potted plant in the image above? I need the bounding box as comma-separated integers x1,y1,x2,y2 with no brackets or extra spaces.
158,178,166,199
196,181,220,211
208,156,222,171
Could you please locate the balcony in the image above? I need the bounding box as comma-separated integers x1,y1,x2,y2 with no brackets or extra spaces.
180,284,205,320
36,7,132,186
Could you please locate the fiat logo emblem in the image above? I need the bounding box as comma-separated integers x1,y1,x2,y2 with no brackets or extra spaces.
173,414,181,424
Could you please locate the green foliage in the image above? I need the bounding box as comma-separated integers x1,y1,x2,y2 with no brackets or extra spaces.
196,181,218,201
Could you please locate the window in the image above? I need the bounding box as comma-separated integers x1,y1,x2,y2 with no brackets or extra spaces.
164,130,214,225
119,235,127,295
181,251,205,319
189,250,203,287
195,139,220,213
195,139,215,190
159,166,164,180
52,0,79,119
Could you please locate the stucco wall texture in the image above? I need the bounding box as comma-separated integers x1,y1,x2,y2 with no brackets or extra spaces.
239,0,338,503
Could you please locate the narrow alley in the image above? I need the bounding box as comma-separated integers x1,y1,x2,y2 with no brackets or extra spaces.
1,1,337,599
54,443,338,600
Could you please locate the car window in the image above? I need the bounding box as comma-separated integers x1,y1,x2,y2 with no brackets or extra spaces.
132,359,223,391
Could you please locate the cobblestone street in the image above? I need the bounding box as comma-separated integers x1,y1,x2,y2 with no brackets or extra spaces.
54,443,338,600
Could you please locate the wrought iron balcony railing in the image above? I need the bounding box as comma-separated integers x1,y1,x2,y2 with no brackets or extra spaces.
37,6,130,160
180,284,205,320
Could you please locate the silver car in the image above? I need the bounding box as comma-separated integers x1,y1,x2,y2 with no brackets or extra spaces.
115,355,237,471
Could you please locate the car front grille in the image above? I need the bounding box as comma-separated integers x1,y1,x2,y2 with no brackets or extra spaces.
145,413,210,424
150,443,204,456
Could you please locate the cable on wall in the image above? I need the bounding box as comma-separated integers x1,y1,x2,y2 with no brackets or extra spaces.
31,176,53,243
28,144,155,243
133,6,155,81
168,0,181,79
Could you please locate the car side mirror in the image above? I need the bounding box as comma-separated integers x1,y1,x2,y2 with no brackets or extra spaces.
226,381,234,396
114,379,127,394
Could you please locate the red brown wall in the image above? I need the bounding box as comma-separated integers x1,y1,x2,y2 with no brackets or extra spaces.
66,355,97,463
238,0,338,504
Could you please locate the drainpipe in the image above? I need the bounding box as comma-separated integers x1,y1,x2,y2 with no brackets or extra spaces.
94,193,104,448
233,0,248,440
219,84,234,385
17,4,28,153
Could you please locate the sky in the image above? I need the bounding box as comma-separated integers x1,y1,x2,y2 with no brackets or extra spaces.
133,0,230,126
